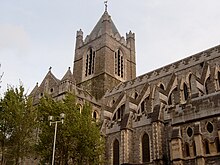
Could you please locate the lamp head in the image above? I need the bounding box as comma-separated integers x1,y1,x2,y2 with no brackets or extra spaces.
48,116,53,122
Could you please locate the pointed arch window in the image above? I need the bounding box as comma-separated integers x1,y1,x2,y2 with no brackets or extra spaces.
204,140,210,154
215,137,220,153
185,142,190,157
192,141,197,156
183,83,189,101
115,49,124,78
142,133,150,163
205,77,211,94
113,139,120,165
85,48,95,76
218,71,220,88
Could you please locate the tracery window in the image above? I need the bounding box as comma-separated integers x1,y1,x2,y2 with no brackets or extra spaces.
142,133,150,163
115,49,124,78
85,48,95,76
113,139,120,165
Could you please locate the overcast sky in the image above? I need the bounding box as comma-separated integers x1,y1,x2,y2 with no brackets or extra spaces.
1,0,220,94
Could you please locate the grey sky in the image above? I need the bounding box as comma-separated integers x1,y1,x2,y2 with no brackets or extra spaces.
1,0,220,94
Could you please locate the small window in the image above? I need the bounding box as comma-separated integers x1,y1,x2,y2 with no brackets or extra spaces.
93,111,97,120
160,84,165,90
50,88,54,93
207,122,214,133
134,92,138,99
192,141,197,156
187,127,193,137
204,140,210,154
215,137,220,153
183,83,189,100
185,143,190,157
218,71,220,88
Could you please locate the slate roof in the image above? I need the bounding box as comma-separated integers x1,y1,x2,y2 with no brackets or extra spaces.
89,11,121,38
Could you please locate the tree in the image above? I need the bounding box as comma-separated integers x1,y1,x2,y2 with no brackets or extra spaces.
36,93,104,165
0,86,36,165
0,64,4,89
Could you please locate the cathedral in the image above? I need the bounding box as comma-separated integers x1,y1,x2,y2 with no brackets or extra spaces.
30,7,220,165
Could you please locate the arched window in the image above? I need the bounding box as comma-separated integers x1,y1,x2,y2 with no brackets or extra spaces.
168,88,177,105
218,71,220,88
215,137,220,153
160,84,165,90
85,48,95,76
192,141,197,156
113,104,125,121
142,133,150,163
183,83,189,101
185,143,190,157
204,140,210,154
134,92,139,99
140,97,150,113
205,77,211,94
93,111,97,120
113,139,120,165
115,49,124,78
188,74,192,91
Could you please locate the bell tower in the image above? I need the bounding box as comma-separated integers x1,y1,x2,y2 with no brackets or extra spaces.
73,9,136,100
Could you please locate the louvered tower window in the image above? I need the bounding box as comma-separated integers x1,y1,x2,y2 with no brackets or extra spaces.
115,49,124,78
85,48,95,76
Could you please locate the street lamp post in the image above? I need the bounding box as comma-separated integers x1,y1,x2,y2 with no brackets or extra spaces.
48,113,65,165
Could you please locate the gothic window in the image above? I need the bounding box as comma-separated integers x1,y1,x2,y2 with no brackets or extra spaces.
188,74,192,91
113,139,120,165
168,88,177,106
215,137,220,153
218,71,220,88
185,143,190,157
113,104,125,121
85,48,95,76
192,141,197,156
205,77,211,94
115,49,124,78
142,133,150,163
140,97,150,113
183,83,189,101
187,127,193,137
93,111,97,120
204,140,210,154
134,92,139,99
160,84,165,90
206,122,214,133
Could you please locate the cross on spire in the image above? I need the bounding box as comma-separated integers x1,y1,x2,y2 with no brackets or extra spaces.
104,0,108,12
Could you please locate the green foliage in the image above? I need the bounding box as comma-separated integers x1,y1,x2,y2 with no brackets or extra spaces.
0,86,36,165
36,93,104,165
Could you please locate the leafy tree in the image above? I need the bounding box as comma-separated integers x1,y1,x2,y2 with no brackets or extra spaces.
0,86,36,165
36,93,104,165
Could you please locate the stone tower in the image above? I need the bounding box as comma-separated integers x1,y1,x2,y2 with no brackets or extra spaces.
73,11,136,100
